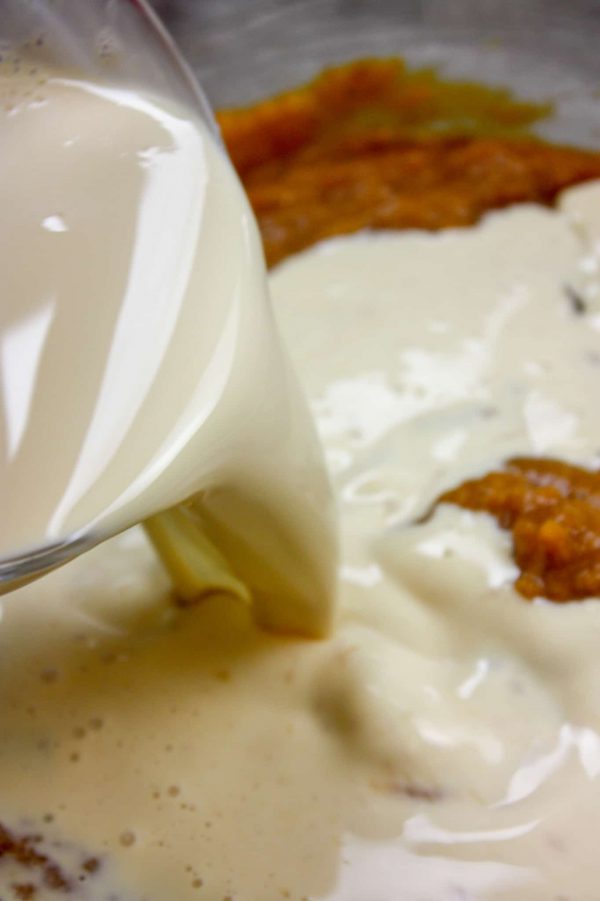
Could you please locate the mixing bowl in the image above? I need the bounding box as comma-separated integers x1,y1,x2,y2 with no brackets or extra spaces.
165,0,600,148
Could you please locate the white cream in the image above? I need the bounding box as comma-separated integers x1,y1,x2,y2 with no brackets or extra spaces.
2,101,600,896
0,66,336,635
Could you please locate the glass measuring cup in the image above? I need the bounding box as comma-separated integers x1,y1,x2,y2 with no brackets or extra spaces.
0,0,221,591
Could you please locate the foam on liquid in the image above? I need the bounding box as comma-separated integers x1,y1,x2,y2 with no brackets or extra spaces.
0,65,337,635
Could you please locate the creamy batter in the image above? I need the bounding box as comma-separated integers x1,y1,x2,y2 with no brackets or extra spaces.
0,64,336,635
1,181,600,898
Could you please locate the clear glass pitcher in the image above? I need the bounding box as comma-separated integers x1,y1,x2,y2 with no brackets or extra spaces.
0,0,218,590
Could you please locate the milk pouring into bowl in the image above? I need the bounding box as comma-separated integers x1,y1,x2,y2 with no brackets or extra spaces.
0,17,337,635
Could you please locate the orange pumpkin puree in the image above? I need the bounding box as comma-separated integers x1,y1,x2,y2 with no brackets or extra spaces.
219,58,600,268
220,59,600,603
437,459,600,603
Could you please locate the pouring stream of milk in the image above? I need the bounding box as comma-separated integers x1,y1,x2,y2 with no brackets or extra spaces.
0,66,337,635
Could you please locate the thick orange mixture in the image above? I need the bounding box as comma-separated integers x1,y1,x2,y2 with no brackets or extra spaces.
438,459,600,602
221,59,600,603
219,59,600,268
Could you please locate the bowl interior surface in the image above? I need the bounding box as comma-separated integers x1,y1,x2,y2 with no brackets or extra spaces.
166,0,600,147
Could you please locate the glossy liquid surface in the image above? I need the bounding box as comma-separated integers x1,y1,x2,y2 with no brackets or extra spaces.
0,66,337,634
